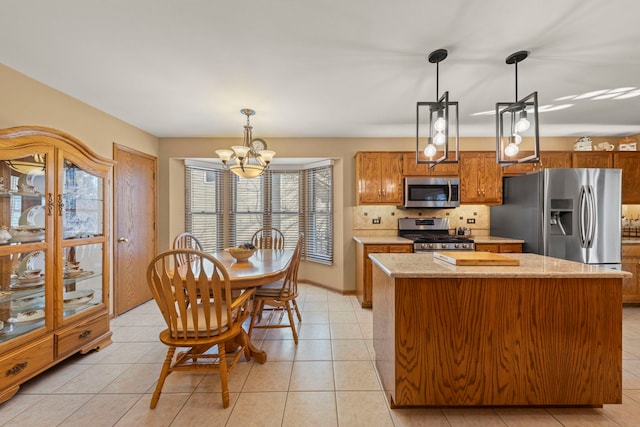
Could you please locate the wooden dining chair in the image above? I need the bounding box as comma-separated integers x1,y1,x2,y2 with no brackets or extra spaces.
251,227,285,250
146,249,254,409
172,232,204,265
248,234,303,343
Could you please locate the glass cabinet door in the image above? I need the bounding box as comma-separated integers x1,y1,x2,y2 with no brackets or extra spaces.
62,160,103,239
62,243,103,317
0,250,47,342
60,159,106,320
0,154,47,245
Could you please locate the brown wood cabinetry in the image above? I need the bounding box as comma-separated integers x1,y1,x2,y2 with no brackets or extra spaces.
460,152,502,204
355,241,412,308
401,152,459,176
614,152,640,204
372,263,622,407
502,151,573,176
475,243,523,253
0,127,113,403
540,151,572,169
355,152,403,205
572,152,613,168
622,244,640,303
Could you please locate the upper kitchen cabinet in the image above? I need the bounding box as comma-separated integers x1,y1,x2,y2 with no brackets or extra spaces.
355,152,403,205
460,152,502,204
572,151,613,168
502,151,573,176
0,127,113,403
614,152,640,204
401,152,459,177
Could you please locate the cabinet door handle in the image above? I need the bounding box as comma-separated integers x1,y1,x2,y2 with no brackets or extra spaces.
117,237,129,243
47,193,54,216
57,194,64,216
78,330,92,340
6,362,28,377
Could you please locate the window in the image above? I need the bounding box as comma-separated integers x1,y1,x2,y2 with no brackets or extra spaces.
184,161,333,265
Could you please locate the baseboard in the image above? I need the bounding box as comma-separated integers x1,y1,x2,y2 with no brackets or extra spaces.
299,279,356,296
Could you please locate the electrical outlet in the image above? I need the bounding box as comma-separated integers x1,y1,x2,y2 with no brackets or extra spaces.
372,217,381,224
466,218,476,224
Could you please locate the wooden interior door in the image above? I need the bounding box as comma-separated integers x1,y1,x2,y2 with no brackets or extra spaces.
113,144,157,315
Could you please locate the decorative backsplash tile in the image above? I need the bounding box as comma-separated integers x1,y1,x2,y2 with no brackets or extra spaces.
353,205,490,236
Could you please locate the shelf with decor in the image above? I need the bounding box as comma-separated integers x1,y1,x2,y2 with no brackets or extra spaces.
0,126,114,404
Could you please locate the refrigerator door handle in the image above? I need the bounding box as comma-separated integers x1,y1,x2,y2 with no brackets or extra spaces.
579,185,588,248
586,185,596,248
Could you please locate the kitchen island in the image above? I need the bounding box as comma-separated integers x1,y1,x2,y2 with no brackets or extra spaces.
370,252,630,408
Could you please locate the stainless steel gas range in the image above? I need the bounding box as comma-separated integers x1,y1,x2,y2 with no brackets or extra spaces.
398,217,475,252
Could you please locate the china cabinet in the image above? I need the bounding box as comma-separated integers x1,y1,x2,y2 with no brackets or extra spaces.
0,126,113,403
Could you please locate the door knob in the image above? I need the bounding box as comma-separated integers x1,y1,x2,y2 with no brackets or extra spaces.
117,237,129,243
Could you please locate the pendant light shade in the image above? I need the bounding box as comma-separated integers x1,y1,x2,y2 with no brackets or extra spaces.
496,51,540,165
416,49,459,166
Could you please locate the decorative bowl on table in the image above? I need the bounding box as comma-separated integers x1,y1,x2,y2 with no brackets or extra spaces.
226,244,256,262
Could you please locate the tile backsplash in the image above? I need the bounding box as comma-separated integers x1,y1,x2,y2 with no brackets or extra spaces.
353,205,490,236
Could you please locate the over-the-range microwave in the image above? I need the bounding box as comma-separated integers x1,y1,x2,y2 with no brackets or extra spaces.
402,177,460,208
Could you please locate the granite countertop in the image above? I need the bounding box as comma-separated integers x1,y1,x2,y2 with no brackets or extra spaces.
352,236,413,245
471,236,524,244
369,252,632,279
353,235,524,245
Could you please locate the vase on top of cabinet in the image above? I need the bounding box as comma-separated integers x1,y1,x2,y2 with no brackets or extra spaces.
0,126,114,403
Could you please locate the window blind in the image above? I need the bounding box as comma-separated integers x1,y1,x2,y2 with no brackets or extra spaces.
184,161,333,264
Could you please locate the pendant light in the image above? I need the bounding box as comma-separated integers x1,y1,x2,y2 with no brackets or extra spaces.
416,49,459,166
496,50,540,165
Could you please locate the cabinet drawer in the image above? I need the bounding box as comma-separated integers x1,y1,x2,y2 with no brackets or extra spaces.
389,244,412,253
364,245,389,255
0,336,54,390
622,245,640,257
475,244,499,253
56,315,109,358
499,243,523,253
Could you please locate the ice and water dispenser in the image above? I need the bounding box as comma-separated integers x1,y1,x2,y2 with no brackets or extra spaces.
549,199,573,235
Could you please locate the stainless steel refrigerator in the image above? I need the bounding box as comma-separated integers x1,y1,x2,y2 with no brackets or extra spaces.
490,168,622,268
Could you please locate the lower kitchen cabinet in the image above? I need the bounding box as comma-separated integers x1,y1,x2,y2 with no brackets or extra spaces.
475,243,523,253
355,242,412,308
622,244,640,303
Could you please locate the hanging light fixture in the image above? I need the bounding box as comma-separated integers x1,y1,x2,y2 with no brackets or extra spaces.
215,109,276,178
496,50,539,165
416,48,459,166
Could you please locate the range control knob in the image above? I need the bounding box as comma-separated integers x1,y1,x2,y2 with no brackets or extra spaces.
441,243,448,249
462,244,469,249
454,243,461,249
428,243,434,249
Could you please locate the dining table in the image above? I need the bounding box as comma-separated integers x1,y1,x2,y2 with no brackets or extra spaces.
210,248,294,363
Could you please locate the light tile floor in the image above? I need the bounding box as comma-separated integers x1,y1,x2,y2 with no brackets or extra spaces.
2,283,640,426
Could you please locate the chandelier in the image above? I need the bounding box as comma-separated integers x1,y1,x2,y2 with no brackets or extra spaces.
215,109,276,178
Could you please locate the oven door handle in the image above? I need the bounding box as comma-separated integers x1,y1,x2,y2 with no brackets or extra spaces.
447,180,452,204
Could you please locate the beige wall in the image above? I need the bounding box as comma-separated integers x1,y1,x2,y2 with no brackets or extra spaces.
0,65,158,157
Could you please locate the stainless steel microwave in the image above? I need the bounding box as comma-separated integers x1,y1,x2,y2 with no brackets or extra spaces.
402,177,460,208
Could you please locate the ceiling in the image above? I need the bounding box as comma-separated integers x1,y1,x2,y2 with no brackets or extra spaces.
3,0,640,139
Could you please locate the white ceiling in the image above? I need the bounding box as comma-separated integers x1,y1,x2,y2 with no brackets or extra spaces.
2,0,640,139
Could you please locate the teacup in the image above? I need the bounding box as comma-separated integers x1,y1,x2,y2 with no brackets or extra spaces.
24,269,41,277
597,142,614,151
19,183,35,193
